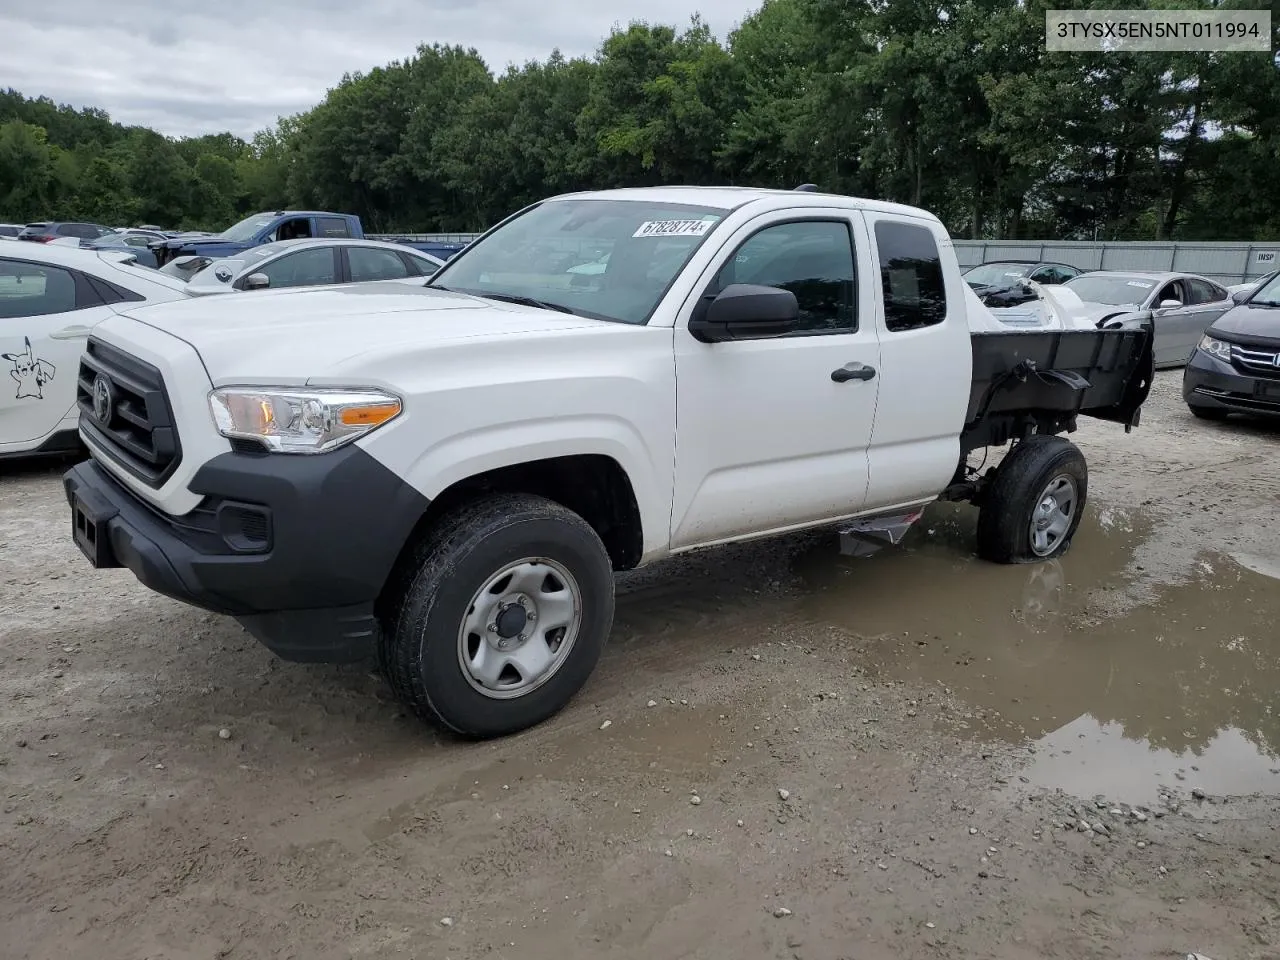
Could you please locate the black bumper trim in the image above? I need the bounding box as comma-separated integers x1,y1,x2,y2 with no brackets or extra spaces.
64,446,431,663
1183,352,1280,418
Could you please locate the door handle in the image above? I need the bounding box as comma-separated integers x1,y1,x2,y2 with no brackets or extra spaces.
50,325,96,340
831,362,876,383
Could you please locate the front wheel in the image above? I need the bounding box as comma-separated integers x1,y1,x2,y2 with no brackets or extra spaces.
976,436,1088,564
380,493,615,738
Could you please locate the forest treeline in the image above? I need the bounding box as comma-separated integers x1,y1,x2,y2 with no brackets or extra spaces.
1,0,1278,241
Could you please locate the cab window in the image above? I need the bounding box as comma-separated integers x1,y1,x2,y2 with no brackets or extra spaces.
874,220,947,332
707,220,857,335
274,218,313,242
317,217,351,239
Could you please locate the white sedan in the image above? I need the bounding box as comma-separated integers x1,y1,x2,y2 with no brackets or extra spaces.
173,238,444,295
1,243,190,460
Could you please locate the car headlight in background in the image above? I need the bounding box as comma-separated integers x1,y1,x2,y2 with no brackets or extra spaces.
209,387,402,453
1197,335,1233,363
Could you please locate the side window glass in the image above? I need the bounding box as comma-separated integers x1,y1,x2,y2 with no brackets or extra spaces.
1187,279,1219,304
874,220,948,332
276,218,313,242
317,217,351,238
348,247,411,282
714,220,856,335
0,260,80,318
1156,282,1183,306
258,248,337,289
401,253,438,277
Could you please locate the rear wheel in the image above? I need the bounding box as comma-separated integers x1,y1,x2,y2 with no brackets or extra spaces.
976,436,1088,564
380,493,615,738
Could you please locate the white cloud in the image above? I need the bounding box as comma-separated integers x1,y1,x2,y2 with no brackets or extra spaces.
0,0,758,139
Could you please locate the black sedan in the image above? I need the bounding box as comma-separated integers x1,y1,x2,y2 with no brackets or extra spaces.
963,259,1083,307
1183,271,1280,421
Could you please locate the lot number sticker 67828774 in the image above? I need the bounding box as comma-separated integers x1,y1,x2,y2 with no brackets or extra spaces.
632,219,717,239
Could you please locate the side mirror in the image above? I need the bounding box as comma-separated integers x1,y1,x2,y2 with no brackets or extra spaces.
688,283,800,343
244,272,270,290
1231,289,1252,304
1158,298,1182,309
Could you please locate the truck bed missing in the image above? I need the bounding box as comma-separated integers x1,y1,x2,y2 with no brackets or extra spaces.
961,326,1154,454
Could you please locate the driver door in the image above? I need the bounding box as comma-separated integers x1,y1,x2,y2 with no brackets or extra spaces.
1149,279,1206,366
671,212,881,549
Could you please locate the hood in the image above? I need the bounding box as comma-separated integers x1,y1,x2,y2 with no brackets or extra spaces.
1209,303,1280,345
118,283,612,383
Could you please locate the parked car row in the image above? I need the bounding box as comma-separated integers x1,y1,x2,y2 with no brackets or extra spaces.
1,235,442,460
964,259,1254,368
1183,270,1280,422
965,256,1280,422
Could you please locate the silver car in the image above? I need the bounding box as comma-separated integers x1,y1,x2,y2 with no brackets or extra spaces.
178,238,444,296
1062,271,1235,368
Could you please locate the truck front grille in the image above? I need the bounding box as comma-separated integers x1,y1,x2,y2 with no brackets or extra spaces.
76,337,182,487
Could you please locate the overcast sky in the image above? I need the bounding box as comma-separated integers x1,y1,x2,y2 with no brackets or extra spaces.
1,0,759,140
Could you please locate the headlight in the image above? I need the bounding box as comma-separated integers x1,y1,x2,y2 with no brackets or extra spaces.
1198,335,1233,363
209,387,402,454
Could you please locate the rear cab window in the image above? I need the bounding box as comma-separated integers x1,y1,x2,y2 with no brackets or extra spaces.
317,217,352,238
873,219,948,332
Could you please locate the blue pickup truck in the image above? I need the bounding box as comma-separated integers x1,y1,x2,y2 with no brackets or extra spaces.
149,211,465,267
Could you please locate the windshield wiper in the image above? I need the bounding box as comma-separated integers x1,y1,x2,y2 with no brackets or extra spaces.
427,285,579,315
475,292,578,315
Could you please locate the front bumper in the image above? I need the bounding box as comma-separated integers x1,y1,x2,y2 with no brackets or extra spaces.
1183,349,1280,418
63,446,430,662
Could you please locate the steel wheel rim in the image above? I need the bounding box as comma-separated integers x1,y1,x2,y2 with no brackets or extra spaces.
456,556,583,700
1028,474,1077,557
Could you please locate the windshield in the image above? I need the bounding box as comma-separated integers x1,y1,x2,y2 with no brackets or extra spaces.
1247,274,1280,306
429,198,730,324
1064,275,1155,307
220,214,276,242
964,263,1032,287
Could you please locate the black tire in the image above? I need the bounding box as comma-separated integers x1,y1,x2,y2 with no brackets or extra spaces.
1189,404,1230,422
380,493,615,739
976,436,1088,564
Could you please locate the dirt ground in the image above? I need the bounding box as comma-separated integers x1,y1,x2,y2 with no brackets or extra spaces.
3,370,1279,960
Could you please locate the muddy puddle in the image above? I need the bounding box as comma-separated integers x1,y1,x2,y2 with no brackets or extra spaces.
790,503,1280,807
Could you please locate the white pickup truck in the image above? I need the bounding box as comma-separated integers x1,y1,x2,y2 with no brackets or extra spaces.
63,186,1153,738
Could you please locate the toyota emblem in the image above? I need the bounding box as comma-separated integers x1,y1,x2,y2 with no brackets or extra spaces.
92,375,113,424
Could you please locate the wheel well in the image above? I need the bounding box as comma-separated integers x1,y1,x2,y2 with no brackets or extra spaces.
402,454,644,572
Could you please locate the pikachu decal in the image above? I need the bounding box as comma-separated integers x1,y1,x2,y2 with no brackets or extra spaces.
3,337,56,400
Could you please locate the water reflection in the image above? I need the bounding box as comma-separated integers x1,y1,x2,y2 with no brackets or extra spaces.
1018,714,1280,808
790,503,1280,802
